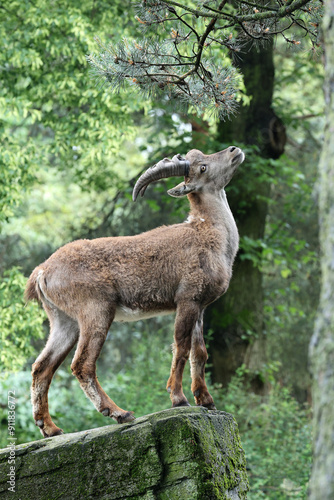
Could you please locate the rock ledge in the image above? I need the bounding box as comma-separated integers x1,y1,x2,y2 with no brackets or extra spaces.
0,406,249,499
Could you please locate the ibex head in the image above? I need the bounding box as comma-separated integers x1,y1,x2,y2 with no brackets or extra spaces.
132,147,244,201
168,147,244,198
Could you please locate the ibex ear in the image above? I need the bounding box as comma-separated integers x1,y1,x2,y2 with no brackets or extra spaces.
167,182,195,198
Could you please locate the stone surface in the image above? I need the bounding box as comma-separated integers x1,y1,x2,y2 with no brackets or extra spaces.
0,407,249,499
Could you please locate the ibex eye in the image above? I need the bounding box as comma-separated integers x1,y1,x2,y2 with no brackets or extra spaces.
200,165,207,173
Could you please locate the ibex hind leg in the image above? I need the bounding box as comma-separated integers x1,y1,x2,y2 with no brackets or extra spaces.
189,314,216,410
71,303,135,424
167,301,201,408
31,306,79,437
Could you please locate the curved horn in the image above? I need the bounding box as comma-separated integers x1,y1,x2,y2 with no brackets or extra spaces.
132,154,190,201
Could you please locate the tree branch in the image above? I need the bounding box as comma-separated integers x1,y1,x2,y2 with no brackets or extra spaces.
89,0,322,119
236,0,313,22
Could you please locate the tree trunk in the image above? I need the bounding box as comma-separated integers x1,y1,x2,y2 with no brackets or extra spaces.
309,1,334,497
206,40,286,389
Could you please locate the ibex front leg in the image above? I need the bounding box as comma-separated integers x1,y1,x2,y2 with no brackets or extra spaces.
189,311,216,409
71,304,135,424
167,301,200,407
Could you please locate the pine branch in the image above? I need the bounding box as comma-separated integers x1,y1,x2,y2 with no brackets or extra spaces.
236,0,313,22
88,0,323,119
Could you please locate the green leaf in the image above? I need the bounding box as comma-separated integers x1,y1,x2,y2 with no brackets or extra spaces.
280,269,292,279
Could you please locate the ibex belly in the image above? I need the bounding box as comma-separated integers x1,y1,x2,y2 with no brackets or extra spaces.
114,306,174,323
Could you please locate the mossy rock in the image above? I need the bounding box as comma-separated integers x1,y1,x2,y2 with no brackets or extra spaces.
0,407,249,499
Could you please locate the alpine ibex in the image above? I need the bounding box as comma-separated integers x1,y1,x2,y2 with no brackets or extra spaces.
25,146,244,437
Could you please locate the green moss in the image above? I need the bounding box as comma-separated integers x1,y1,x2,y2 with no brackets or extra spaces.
0,408,249,499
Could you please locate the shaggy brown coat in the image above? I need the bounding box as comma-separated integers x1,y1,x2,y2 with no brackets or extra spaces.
25,146,244,437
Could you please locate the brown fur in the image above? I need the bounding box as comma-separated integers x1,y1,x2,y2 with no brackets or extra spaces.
26,146,244,437
24,267,42,302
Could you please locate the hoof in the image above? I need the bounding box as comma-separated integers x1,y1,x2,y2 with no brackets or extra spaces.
200,403,217,410
101,408,110,417
42,428,64,438
40,425,64,438
35,418,63,437
172,400,191,408
116,411,135,424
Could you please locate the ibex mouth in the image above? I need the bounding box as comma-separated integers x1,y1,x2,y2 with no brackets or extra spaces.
231,150,245,165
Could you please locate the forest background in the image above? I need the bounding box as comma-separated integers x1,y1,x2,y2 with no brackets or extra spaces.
0,1,325,498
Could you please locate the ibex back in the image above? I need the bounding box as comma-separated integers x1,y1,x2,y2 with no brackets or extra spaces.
25,146,244,437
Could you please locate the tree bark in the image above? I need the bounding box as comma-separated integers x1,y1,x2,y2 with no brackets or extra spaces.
309,1,334,497
206,40,286,389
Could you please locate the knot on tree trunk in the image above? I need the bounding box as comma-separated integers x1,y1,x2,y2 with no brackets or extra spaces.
260,111,287,159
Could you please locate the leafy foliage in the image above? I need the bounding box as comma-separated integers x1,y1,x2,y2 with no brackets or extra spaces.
234,149,317,275
0,0,142,202
0,268,45,373
211,367,312,499
0,139,39,229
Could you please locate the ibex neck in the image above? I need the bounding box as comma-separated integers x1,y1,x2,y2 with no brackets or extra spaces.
187,190,234,227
